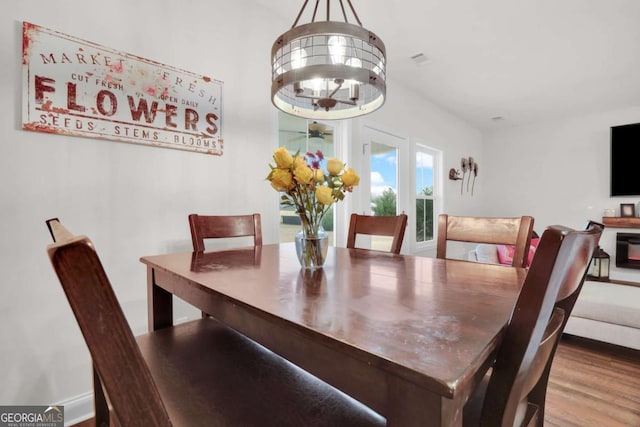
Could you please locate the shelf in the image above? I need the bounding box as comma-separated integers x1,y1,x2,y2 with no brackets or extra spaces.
601,217,640,228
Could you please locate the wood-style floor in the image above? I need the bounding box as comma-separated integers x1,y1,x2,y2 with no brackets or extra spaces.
545,336,640,427
71,335,640,427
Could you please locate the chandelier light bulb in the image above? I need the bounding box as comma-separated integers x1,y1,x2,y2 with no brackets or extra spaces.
310,78,325,95
290,47,307,70
328,35,347,64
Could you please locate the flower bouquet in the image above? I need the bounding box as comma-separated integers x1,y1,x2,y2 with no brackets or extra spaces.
267,147,359,268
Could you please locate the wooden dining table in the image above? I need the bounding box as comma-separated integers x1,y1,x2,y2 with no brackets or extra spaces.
141,243,527,426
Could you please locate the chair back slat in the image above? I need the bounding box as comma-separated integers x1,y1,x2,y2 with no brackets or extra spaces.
437,215,534,267
346,213,408,254
520,307,565,396
188,213,262,252
45,219,171,427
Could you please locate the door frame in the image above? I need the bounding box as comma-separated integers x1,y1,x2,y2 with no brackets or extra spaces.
335,121,409,249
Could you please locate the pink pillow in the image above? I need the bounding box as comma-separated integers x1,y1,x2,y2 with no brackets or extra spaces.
497,238,540,267
496,244,515,265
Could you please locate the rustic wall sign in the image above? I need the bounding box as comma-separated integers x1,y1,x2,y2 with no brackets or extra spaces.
22,22,223,155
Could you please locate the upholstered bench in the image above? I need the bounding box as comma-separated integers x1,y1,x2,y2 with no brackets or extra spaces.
564,281,640,350
468,245,640,350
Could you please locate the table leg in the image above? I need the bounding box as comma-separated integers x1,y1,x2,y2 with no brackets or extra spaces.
386,375,464,427
147,266,173,331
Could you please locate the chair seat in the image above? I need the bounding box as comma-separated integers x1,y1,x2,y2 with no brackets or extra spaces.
137,318,385,427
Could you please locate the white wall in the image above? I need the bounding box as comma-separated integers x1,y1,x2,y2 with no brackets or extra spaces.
483,106,640,281
1,0,482,416
1,0,284,411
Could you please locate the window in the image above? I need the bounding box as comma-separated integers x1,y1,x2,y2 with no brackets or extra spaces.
415,146,438,244
277,112,336,244
369,141,399,251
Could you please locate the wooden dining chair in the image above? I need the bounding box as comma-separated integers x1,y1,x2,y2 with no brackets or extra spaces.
437,214,535,267
346,213,408,254
188,213,262,252
463,223,602,426
526,220,605,427
45,218,385,427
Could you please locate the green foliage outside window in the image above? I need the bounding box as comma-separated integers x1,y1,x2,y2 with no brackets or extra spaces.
416,186,434,242
371,187,397,216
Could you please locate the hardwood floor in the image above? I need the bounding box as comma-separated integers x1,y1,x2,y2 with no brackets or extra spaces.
71,335,640,427
545,336,640,427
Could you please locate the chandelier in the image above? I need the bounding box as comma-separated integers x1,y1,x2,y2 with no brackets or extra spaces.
271,0,387,120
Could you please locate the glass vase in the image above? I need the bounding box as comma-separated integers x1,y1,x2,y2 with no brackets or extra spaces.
295,216,329,270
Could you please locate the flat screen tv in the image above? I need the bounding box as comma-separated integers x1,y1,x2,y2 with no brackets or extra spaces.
611,122,640,196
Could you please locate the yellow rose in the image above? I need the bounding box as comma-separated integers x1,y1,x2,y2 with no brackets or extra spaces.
293,156,307,169
269,168,294,191
313,168,324,183
327,158,344,176
294,165,313,184
315,186,334,205
342,168,360,187
273,147,294,168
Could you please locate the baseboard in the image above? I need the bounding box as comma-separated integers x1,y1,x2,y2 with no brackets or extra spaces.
562,333,640,358
57,391,93,426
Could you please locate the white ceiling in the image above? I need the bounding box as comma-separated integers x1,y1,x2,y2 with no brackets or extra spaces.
259,0,640,131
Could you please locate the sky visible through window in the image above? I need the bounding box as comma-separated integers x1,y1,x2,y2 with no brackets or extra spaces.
416,151,434,194
370,150,434,197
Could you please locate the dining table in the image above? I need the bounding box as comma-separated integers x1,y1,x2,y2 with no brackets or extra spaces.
140,243,527,426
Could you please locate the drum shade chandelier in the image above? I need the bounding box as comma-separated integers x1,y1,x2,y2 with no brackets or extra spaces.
271,0,387,120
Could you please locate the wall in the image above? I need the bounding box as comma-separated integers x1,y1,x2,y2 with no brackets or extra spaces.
1,0,284,416
1,0,482,420
482,105,640,281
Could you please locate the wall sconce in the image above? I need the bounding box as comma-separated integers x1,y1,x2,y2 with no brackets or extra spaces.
449,157,479,195
587,246,610,281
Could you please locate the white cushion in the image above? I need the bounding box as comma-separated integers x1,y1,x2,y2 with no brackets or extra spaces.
572,282,640,329
474,244,500,264
565,316,640,350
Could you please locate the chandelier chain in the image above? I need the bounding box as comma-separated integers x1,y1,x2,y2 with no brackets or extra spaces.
292,0,364,27
291,0,310,28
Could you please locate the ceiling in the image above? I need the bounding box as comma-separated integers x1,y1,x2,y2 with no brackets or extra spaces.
258,0,640,131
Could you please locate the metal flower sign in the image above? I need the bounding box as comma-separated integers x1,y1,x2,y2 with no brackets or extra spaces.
22,22,224,155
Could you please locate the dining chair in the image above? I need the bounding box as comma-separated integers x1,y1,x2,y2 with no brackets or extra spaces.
346,213,408,254
45,218,385,427
437,214,535,267
188,213,262,252
526,220,605,427
463,223,602,426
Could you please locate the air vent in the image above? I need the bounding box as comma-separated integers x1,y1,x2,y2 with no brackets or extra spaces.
410,53,430,64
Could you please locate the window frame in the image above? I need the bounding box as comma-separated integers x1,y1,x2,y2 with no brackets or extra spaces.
413,143,441,252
